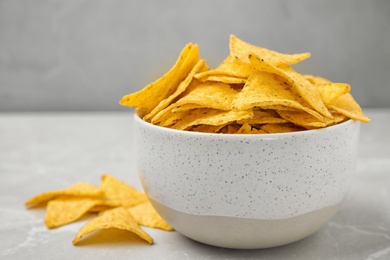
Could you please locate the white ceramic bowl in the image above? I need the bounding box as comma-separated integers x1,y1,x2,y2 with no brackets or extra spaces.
134,111,361,249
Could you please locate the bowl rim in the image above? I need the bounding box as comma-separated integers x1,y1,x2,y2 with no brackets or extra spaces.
133,109,358,139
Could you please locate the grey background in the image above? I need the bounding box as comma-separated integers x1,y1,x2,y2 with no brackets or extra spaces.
0,0,389,112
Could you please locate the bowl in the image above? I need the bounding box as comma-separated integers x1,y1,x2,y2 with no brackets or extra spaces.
133,111,361,249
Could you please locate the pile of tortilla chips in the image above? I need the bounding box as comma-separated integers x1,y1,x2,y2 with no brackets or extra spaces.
120,34,370,134
25,174,173,245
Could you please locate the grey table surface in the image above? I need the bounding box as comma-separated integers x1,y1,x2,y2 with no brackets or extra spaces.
1,109,389,260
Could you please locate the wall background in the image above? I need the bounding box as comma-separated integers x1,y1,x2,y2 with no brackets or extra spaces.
0,0,389,112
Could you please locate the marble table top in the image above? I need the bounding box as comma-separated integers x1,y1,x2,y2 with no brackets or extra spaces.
1,109,389,260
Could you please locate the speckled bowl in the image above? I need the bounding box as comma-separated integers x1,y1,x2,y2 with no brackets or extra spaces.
134,111,361,249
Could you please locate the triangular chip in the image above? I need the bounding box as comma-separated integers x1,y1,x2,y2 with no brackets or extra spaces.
25,182,102,208
232,70,324,121
329,93,370,123
195,55,252,80
45,196,109,228
119,43,200,113
171,108,254,130
127,200,173,231
316,83,351,105
144,59,208,121
100,174,148,207
73,207,153,245
230,34,311,66
248,54,332,119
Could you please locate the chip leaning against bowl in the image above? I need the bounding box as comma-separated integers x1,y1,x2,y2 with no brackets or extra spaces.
119,35,369,249
120,34,370,133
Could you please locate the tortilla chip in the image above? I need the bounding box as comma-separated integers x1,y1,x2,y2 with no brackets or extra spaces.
119,43,200,113
329,93,371,123
230,34,311,66
127,201,173,231
73,207,153,245
100,174,148,207
25,182,102,208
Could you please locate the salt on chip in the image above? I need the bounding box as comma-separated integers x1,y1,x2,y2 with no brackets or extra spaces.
25,182,102,208
100,174,148,207
73,207,153,245
230,34,311,66
45,196,109,228
119,43,200,113
127,200,173,231
248,54,332,119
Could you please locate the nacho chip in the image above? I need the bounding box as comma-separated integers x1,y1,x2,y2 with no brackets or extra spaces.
316,83,351,105
171,108,254,130
232,70,324,121
119,43,200,113
329,93,371,123
236,109,288,125
127,200,173,231
45,196,109,228
144,59,208,121
248,54,332,119
277,110,327,128
100,174,148,207
73,207,153,245
176,82,238,110
201,75,247,84
230,34,311,66
304,74,331,85
25,182,102,208
190,124,228,133
261,123,305,134
237,122,252,134
195,55,252,80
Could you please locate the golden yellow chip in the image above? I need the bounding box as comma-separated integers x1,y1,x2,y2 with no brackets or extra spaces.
261,123,305,133
25,182,102,208
175,82,238,111
45,196,109,228
232,70,323,121
73,207,153,245
248,54,332,119
100,174,148,207
277,110,327,128
304,74,331,85
144,59,208,121
329,93,371,123
237,122,252,134
236,109,288,125
171,103,206,113
190,124,228,133
119,43,200,113
171,108,254,130
151,82,239,127
195,55,252,81
316,83,351,105
230,34,311,66
120,35,370,133
127,200,173,231
204,75,247,84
